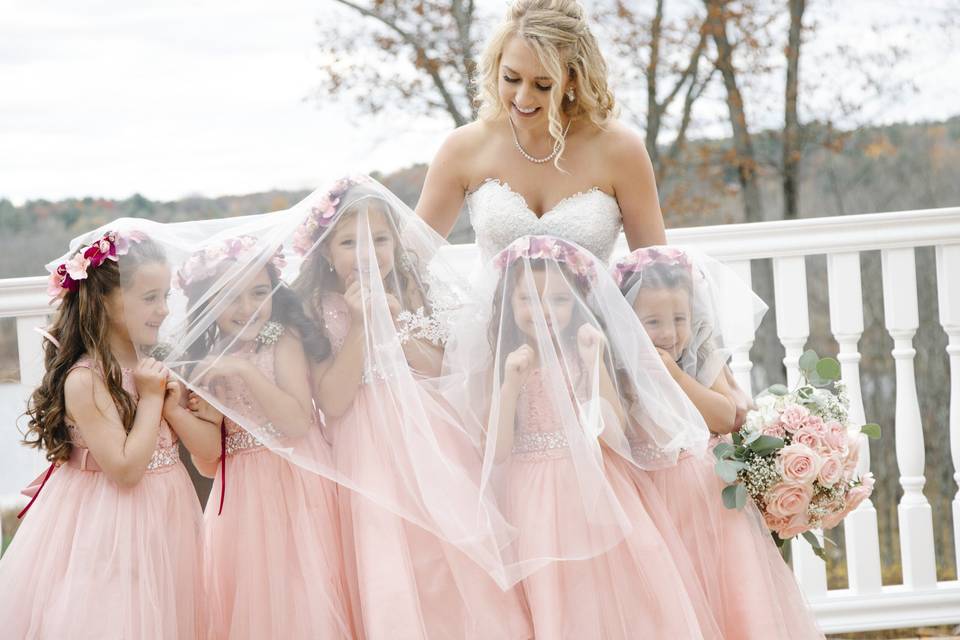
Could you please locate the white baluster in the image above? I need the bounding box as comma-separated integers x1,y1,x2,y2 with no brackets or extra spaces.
724,259,756,396
936,244,960,571
827,251,882,594
16,314,49,387
881,247,937,589
772,255,828,597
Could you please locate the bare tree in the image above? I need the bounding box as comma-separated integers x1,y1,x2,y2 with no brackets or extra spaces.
782,0,804,219
316,0,486,127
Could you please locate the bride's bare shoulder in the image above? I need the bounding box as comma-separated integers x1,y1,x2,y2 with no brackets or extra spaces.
596,120,647,157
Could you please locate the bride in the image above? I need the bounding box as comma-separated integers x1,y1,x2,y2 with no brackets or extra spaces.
415,0,665,259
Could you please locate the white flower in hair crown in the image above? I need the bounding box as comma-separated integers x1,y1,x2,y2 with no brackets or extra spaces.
293,175,373,256
494,236,596,282
47,229,147,299
177,235,287,290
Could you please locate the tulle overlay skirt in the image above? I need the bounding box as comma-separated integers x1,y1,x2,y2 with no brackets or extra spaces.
504,447,724,640
204,444,353,639
647,443,824,639
331,386,532,640
0,462,205,639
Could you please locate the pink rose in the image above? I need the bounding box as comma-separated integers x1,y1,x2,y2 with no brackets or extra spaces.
818,454,844,487
824,421,848,451
766,481,813,519
843,436,861,474
65,253,91,281
777,443,822,484
46,269,65,297
777,512,811,538
762,422,786,438
763,511,790,533
802,414,825,433
843,473,876,514
780,404,809,433
793,425,825,452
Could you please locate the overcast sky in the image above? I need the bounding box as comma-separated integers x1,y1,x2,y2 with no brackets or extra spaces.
2,0,957,204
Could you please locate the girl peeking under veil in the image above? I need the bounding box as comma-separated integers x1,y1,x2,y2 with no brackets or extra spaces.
287,177,531,640
612,246,824,639
441,235,725,640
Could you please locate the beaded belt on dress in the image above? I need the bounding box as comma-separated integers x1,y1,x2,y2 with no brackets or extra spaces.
512,429,569,457
224,423,281,455
66,442,180,473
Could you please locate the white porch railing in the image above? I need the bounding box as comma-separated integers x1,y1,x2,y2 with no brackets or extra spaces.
1,206,959,633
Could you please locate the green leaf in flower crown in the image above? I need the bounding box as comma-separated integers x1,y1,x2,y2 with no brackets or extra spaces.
798,350,819,374
816,357,841,381
721,483,746,510
802,531,827,561
713,442,736,460
767,384,789,396
861,423,882,439
749,435,785,455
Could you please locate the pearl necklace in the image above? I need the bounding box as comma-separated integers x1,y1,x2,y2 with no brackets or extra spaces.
509,115,572,164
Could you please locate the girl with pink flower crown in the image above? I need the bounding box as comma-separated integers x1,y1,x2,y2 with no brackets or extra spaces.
0,230,206,639
173,234,352,639
286,177,531,640
612,246,824,639
442,235,726,640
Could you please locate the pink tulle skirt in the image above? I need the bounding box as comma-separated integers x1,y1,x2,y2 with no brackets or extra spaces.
0,462,205,639
504,448,724,640
331,387,532,640
647,446,824,639
204,443,353,639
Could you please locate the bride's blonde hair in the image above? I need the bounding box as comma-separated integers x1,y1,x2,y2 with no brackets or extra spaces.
476,0,617,165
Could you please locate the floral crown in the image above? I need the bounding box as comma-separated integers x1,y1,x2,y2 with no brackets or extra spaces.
47,230,146,299
611,246,692,288
292,175,373,256
177,235,287,291
494,236,596,282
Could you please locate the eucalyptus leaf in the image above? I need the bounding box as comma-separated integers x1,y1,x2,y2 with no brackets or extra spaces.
802,531,827,561
721,484,740,510
713,442,736,460
715,459,740,483
816,357,841,381
767,384,789,396
731,430,743,446
734,483,747,509
749,435,785,455
799,350,819,373
861,423,882,439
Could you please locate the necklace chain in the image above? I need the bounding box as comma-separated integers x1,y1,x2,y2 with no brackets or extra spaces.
509,116,572,164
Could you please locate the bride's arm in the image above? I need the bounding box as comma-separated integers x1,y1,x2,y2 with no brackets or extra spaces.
606,123,667,250
416,127,473,238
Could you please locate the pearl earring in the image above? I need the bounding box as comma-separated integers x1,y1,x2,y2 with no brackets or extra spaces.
566,88,576,102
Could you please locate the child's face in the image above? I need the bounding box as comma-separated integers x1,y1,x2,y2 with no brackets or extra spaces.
511,264,575,341
326,204,396,288
115,262,172,346
632,287,692,360
216,267,273,342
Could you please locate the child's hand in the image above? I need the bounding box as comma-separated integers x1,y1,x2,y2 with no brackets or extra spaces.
344,280,365,323
576,323,605,363
188,391,223,426
504,345,534,384
656,348,683,379
134,358,168,399
162,378,183,414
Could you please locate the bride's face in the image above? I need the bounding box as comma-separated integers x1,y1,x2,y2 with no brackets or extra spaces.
498,35,565,131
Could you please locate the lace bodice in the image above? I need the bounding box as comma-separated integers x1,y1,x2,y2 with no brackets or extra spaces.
66,357,178,454
513,368,571,460
320,293,351,353
466,179,623,262
218,341,277,440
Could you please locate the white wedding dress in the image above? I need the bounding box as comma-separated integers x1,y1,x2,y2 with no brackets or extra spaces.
465,178,623,262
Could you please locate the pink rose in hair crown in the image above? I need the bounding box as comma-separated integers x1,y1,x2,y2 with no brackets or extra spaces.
292,175,372,256
177,235,286,290
611,246,692,288
47,230,146,299
494,236,596,282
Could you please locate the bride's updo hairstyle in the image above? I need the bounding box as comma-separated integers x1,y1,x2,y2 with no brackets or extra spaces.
477,0,617,162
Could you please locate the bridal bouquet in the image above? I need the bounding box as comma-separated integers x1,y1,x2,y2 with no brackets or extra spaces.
713,351,881,558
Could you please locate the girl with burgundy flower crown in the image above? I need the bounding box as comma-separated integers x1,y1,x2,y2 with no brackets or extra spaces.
612,246,824,639
0,229,206,639
174,234,352,639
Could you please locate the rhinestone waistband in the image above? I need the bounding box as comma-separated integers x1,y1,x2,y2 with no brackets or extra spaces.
145,443,181,471
224,423,281,455
512,429,570,455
